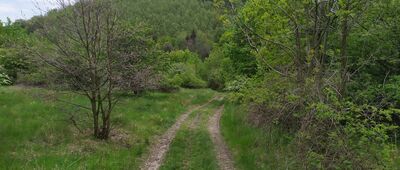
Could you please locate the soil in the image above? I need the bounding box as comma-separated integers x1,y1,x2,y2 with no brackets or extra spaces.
208,106,235,170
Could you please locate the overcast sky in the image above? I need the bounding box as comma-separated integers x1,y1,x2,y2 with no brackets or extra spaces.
0,0,59,22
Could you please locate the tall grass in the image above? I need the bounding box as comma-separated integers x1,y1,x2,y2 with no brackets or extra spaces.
220,103,298,170
0,86,215,169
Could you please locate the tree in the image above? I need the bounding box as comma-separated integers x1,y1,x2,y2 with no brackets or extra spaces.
336,0,370,98
214,0,399,168
35,0,137,139
0,20,33,84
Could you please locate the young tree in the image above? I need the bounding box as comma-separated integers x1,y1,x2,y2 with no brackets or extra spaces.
336,0,370,98
35,0,135,139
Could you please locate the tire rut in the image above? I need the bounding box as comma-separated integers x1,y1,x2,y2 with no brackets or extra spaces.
208,105,235,170
141,96,218,170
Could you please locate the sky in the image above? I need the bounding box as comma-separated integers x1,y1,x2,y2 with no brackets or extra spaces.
0,0,59,22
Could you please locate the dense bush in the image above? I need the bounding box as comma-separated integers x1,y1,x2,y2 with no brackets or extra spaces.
0,22,33,85
0,72,11,86
215,0,400,168
0,49,30,82
200,46,233,90
298,89,398,169
163,50,207,89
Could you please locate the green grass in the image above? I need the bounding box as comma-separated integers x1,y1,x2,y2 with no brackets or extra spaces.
160,129,218,170
0,86,216,169
221,102,400,170
160,100,223,170
220,103,297,170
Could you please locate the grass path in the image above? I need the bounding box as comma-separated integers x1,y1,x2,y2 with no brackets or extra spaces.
141,96,218,170
160,99,220,170
159,97,235,170
208,105,235,170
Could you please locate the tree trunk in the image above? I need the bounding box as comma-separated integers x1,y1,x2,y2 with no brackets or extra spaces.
295,26,306,92
101,111,111,140
316,33,328,102
339,7,350,99
90,98,100,138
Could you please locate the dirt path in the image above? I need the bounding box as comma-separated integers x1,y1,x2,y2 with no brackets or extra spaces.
208,105,235,170
189,111,200,130
141,97,217,170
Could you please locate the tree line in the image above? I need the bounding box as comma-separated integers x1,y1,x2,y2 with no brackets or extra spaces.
209,0,400,168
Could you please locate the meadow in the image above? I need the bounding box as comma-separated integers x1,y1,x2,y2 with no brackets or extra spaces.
0,86,215,169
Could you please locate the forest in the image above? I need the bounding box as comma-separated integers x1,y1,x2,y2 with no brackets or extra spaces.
0,0,400,169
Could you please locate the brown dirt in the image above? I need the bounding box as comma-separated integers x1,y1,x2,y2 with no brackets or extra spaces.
208,105,236,170
141,97,218,170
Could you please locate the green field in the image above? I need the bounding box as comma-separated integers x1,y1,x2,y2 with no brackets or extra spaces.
0,86,216,169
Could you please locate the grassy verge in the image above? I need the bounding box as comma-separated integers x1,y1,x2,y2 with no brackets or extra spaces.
0,86,215,169
220,102,297,170
221,102,400,169
160,100,223,170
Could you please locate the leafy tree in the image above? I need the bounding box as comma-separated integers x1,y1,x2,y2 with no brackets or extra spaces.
35,0,149,139
214,0,400,168
0,21,31,83
119,0,222,57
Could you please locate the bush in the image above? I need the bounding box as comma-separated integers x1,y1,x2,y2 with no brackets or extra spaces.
179,73,207,88
200,46,236,90
0,65,11,86
166,63,206,88
163,50,207,89
206,72,225,90
224,76,249,92
227,72,400,168
297,89,398,169
0,72,11,86
16,70,49,86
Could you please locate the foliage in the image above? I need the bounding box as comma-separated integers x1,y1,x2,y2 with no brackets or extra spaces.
218,29,258,77
215,0,400,168
0,49,30,80
164,50,207,89
0,72,11,86
34,0,150,139
201,46,234,90
299,89,399,169
119,0,222,58
0,22,32,83
1,0,400,168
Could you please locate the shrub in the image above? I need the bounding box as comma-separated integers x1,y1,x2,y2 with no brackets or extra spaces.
298,89,398,169
0,72,11,86
227,72,400,168
224,76,249,92
163,50,207,89
179,73,207,88
166,63,206,88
